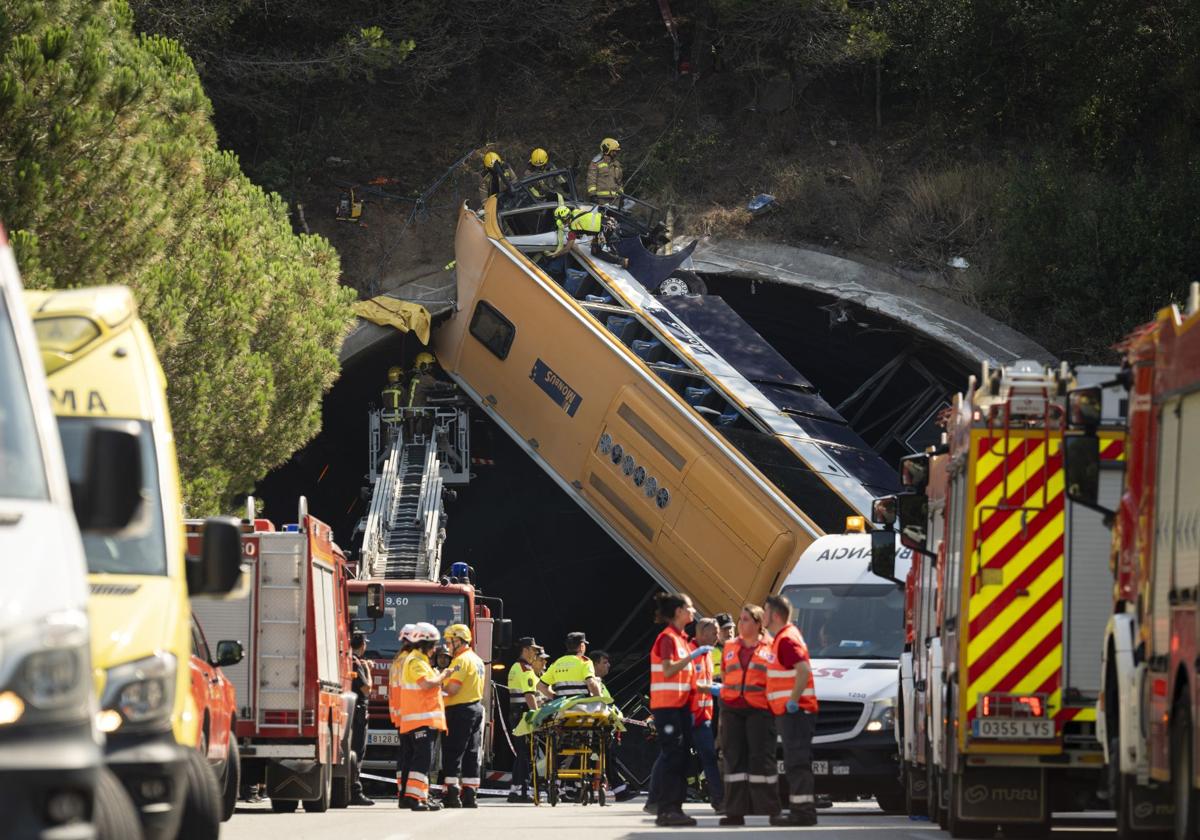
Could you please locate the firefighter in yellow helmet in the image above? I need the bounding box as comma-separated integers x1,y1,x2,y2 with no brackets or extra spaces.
479,150,517,208
404,352,438,441
586,138,623,203
440,623,486,808
522,147,552,181
381,365,405,423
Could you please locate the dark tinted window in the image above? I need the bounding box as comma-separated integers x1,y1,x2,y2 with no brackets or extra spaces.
469,300,515,360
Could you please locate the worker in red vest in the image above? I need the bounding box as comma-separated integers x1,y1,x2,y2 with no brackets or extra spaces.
717,605,779,826
649,592,709,827
764,594,818,826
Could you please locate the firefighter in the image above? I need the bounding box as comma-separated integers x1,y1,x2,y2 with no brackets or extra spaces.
537,632,601,700
586,138,624,203
763,594,817,826
440,624,485,808
544,205,627,272
349,632,375,806
478,151,517,207
398,622,449,811
522,147,553,181
506,636,541,803
405,352,438,441
389,624,417,808
382,366,404,423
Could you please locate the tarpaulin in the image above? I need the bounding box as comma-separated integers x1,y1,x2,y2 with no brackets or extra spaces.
352,295,432,345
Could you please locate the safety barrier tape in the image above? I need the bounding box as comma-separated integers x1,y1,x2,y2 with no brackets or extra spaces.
359,773,510,797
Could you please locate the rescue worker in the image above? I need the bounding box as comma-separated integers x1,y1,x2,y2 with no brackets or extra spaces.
398,622,449,811
713,612,735,682
478,151,517,207
591,650,639,802
388,624,417,807
506,637,541,803
718,605,779,826
382,366,404,423
522,147,553,181
533,646,549,677
349,632,375,806
538,632,601,700
649,592,708,827
586,138,624,203
689,617,724,812
440,624,485,809
763,594,818,826
405,352,438,441
544,204,627,273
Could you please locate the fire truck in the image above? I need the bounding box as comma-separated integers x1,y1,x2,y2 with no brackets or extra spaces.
1065,284,1200,838
871,361,1122,838
188,498,357,813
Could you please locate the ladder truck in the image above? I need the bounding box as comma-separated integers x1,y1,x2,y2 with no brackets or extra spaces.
871,360,1122,838
346,392,511,781
1065,284,1200,838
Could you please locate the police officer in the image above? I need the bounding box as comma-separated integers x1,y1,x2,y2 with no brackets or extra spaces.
538,632,601,700
586,138,624,203
398,623,449,811
349,632,375,806
533,646,549,678
440,624,485,808
763,594,818,826
506,637,541,803
479,151,517,207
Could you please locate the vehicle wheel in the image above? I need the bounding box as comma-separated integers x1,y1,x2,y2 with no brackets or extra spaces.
303,738,333,813
655,270,706,297
221,737,240,822
179,748,222,840
95,766,143,840
1172,695,1196,840
875,785,906,814
331,730,351,809
270,798,298,813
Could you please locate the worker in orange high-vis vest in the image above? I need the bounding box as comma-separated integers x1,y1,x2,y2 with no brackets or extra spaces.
399,622,449,811
763,594,818,826
649,592,708,827
388,624,417,805
717,605,780,826
689,617,724,812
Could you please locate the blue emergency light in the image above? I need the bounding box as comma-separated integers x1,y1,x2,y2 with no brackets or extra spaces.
450,562,470,579
284,524,300,533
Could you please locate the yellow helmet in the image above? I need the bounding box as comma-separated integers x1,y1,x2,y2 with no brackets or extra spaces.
530,148,549,167
444,623,472,644
483,151,501,169
414,351,436,370
600,137,621,155
554,204,572,221
387,366,403,383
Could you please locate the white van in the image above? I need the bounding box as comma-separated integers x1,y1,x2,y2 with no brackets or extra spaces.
777,526,912,812
0,228,142,838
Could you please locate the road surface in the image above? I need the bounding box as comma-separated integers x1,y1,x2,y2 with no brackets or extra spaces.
221,799,1117,839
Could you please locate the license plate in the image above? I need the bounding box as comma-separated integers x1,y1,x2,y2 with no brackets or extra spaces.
368,731,400,746
832,764,850,776
972,718,1055,739
812,761,829,775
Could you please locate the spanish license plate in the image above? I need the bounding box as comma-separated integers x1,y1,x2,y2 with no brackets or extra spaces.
972,718,1055,739
811,761,829,775
368,731,400,746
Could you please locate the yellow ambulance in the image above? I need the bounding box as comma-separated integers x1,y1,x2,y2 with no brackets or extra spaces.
25,286,242,840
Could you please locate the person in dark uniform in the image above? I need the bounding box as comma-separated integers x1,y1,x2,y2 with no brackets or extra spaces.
350,632,375,806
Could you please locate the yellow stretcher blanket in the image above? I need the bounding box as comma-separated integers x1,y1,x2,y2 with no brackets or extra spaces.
514,694,625,736
352,295,432,345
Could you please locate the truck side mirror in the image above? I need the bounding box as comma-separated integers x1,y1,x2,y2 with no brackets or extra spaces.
869,529,901,584
872,496,898,528
1068,386,1103,430
1063,434,1101,508
899,453,930,491
188,516,243,596
365,582,385,619
897,492,929,549
214,640,244,668
73,426,142,531
496,618,512,653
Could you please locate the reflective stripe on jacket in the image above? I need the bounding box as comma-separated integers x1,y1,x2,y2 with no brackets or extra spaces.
586,156,623,198
766,623,817,715
398,651,447,733
719,638,770,711
388,650,411,728
650,625,693,709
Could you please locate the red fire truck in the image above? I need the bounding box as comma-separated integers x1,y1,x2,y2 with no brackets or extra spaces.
188,498,357,813
1065,285,1200,838
873,361,1122,838
345,574,509,783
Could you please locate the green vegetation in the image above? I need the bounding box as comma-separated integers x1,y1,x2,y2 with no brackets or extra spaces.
0,0,355,513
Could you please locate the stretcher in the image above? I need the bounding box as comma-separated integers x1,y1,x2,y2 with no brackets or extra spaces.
515,696,623,807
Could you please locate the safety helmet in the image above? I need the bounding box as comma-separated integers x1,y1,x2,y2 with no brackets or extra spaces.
444,623,472,644
600,137,621,155
414,351,435,371
483,151,501,169
387,366,403,383
399,623,416,642
530,148,549,167
413,622,440,643
553,205,572,221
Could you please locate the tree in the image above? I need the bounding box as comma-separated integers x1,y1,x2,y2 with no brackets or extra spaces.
0,0,356,513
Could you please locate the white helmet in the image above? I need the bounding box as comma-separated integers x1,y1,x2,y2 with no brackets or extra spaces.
413,622,440,643
399,623,416,642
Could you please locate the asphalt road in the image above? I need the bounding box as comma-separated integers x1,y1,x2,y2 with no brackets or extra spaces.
219,799,1118,839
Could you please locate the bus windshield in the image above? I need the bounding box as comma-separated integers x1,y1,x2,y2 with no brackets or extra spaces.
781,583,905,660
349,590,470,659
